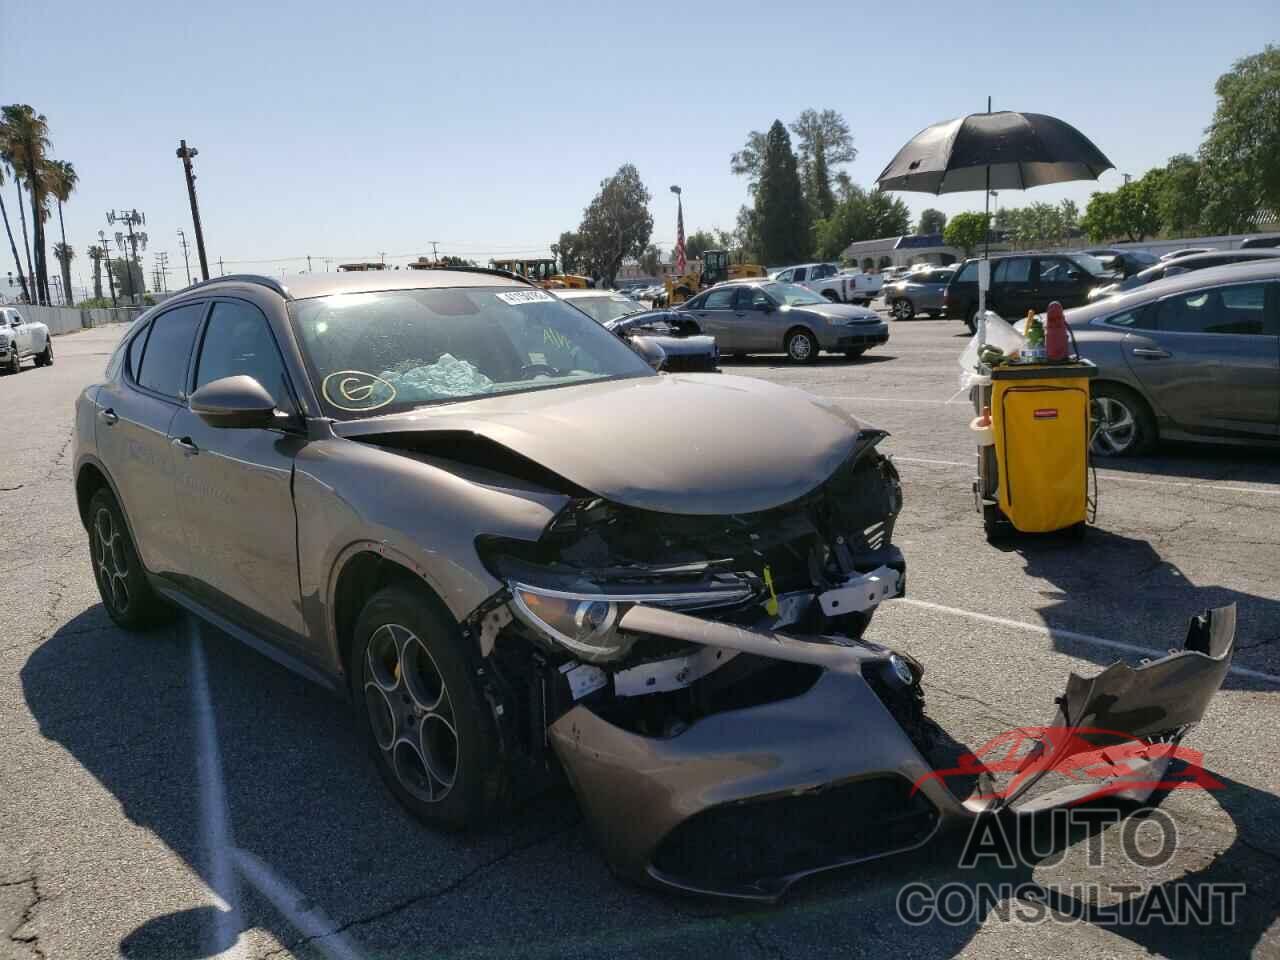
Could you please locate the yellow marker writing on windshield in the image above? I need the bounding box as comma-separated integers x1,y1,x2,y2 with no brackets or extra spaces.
763,565,779,617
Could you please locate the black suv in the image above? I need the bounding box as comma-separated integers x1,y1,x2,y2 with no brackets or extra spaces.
944,253,1112,331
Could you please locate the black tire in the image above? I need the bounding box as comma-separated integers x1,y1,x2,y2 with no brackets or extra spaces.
352,584,506,831
785,328,818,364
6,350,19,375
821,290,840,303
87,487,174,629
37,339,52,367
965,303,979,335
1090,383,1156,457
893,298,915,320
844,349,866,360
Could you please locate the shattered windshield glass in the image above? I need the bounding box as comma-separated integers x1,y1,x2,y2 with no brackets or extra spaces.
290,287,654,418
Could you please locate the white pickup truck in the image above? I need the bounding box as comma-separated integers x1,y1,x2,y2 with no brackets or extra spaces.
769,262,883,305
0,306,53,374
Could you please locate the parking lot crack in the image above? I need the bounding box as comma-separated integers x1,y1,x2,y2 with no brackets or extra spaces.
262,822,580,958
3,875,46,960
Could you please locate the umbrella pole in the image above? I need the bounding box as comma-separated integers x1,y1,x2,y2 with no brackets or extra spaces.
978,162,990,350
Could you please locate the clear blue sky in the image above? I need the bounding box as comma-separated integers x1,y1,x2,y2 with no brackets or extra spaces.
2,0,1276,296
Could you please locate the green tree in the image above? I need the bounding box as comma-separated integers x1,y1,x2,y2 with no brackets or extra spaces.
754,121,810,265
1080,175,1163,243
807,138,836,220
576,164,653,287
0,105,52,304
1158,154,1204,235
812,185,911,261
552,231,584,274
790,110,853,221
110,256,144,300
1081,191,1117,243
639,244,662,275
1200,45,1280,233
52,242,73,304
729,130,768,192
943,212,991,257
917,208,947,234
87,243,107,300
0,162,29,303
45,158,77,306
734,206,761,263
684,229,717,261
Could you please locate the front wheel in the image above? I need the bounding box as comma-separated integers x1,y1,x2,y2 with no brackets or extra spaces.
965,304,979,335
1091,384,1156,457
352,584,506,830
785,329,818,364
6,350,19,375
892,298,915,320
37,339,53,366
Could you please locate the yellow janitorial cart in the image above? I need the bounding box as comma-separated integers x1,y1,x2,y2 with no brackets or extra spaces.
973,360,1096,539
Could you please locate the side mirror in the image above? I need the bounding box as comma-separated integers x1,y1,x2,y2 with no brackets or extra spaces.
758,301,774,313
189,375,278,428
629,337,667,371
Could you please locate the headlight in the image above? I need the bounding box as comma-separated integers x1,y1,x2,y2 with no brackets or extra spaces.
509,583,631,663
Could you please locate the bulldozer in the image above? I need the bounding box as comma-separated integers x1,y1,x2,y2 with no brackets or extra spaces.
490,258,592,289
663,249,765,305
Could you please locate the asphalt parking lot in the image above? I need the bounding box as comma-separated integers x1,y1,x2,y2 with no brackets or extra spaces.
3,315,1279,959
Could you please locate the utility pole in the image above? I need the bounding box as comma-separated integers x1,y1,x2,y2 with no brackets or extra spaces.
430,241,439,259
107,209,146,303
176,140,211,281
1122,173,1132,186
218,256,225,276
154,251,170,292
177,229,193,286
306,255,312,273
99,229,118,307
379,251,386,266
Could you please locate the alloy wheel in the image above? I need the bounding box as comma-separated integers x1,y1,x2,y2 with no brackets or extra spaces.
93,507,131,615
364,623,459,803
788,333,813,361
1092,396,1137,455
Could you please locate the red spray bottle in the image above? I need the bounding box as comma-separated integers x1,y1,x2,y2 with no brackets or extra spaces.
1045,301,1069,362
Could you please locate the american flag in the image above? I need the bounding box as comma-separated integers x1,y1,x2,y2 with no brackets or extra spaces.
674,196,686,274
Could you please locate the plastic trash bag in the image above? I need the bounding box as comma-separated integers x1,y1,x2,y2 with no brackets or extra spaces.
379,353,494,401
957,311,1023,390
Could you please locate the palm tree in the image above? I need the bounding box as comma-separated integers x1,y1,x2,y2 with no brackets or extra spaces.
87,244,106,300
53,242,74,305
0,105,52,305
0,163,30,303
1,149,36,302
45,159,77,307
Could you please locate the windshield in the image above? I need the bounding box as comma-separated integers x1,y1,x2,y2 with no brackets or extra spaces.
1068,253,1109,277
290,286,653,418
565,294,646,324
767,282,827,306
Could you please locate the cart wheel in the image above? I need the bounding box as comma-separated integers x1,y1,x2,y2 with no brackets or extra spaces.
1064,522,1088,541
982,505,1007,542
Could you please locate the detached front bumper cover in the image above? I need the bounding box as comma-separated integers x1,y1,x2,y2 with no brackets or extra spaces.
549,604,1236,901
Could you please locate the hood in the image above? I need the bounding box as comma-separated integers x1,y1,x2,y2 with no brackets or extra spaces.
334,374,863,515
787,302,880,323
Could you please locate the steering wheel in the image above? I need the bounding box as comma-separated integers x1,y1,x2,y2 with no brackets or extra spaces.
520,362,562,379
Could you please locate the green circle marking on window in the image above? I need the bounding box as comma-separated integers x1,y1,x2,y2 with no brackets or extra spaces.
322,370,397,412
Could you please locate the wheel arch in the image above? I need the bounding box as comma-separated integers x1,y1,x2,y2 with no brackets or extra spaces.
782,324,817,350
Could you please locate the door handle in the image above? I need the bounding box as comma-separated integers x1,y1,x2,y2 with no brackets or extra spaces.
99,408,118,425
1132,347,1172,359
172,437,199,455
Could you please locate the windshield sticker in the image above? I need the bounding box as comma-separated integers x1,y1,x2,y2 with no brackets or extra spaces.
495,290,555,306
322,370,397,412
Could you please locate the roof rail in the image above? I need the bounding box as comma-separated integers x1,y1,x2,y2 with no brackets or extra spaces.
178,274,291,298
440,265,539,286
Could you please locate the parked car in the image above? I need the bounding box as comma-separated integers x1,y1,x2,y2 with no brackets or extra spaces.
0,306,53,374
1160,247,1216,261
676,279,889,362
770,262,882,305
552,289,719,372
1065,259,1280,455
1084,247,1160,278
1087,249,1280,302
944,253,1114,331
70,267,923,897
1240,235,1280,249
883,267,955,320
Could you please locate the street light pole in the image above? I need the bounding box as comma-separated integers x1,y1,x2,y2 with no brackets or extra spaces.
177,228,193,286
177,141,211,281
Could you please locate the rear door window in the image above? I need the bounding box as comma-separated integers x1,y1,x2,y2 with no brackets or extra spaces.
1153,284,1270,335
994,258,1032,284
793,267,808,282
135,303,205,398
956,262,979,282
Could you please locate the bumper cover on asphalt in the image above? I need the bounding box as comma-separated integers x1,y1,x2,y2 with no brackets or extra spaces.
549,604,1236,901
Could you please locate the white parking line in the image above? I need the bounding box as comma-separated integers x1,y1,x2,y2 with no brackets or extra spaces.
191,621,248,960
892,456,1280,497
894,597,1280,684
233,849,367,960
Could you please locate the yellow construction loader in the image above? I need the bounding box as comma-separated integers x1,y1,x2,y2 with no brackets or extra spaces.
664,249,765,305
490,258,591,289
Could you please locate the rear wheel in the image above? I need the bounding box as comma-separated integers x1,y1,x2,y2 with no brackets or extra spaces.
785,329,818,364
965,303,979,334
822,290,840,303
37,339,53,366
892,298,915,320
352,584,506,830
6,350,19,374
87,487,174,629
1091,384,1156,457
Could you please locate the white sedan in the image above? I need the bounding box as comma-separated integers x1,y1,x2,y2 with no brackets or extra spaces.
0,306,53,374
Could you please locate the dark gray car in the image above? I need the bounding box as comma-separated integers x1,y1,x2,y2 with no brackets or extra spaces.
1067,260,1280,455
1086,249,1280,302
677,279,889,362
884,267,955,320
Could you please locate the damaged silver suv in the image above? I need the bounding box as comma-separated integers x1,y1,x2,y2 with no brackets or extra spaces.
74,268,1236,900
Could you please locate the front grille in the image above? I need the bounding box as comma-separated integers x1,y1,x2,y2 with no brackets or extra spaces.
652,775,938,890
